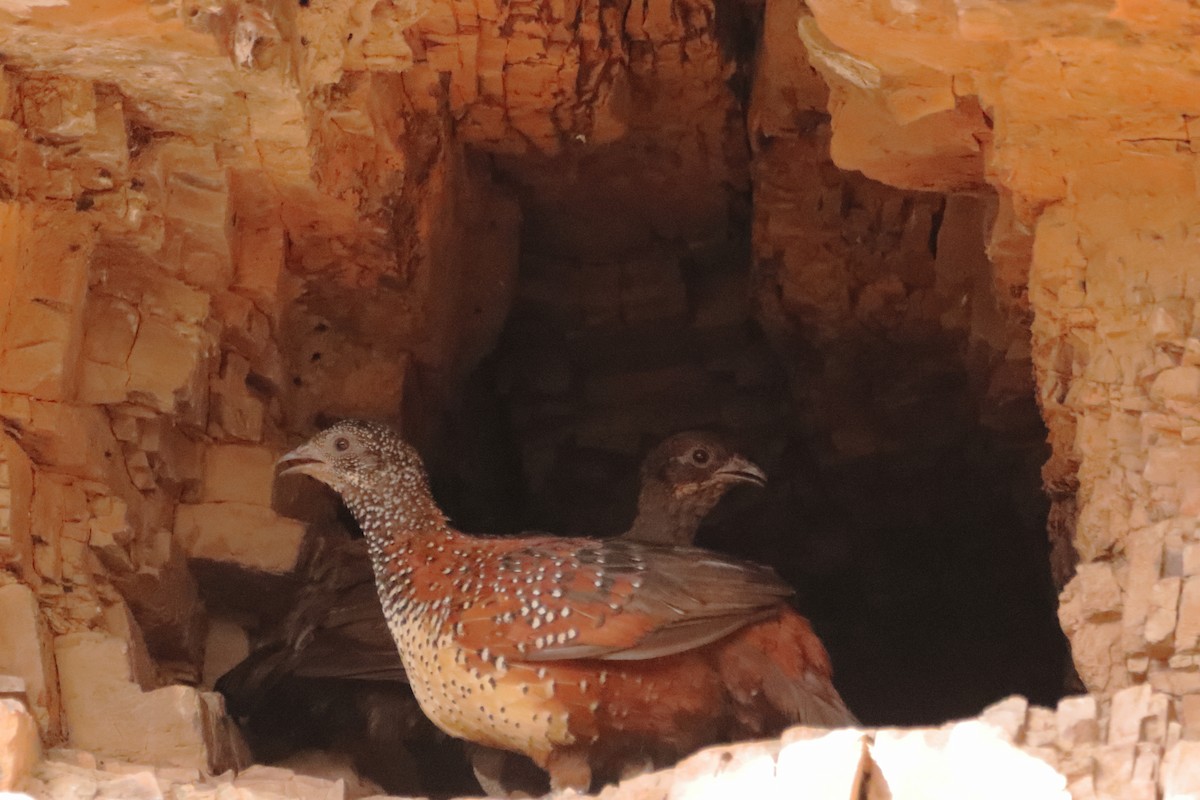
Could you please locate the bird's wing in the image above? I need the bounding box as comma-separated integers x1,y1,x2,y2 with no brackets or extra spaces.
285,546,412,682
219,537,411,686
452,538,794,662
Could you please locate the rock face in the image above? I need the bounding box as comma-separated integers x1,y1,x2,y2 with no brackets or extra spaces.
790,0,1200,700
11,691,1200,800
0,0,1197,797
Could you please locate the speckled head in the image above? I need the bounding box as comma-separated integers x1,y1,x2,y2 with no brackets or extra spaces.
276,419,431,503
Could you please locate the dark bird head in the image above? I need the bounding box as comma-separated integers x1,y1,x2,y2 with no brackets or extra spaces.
625,431,767,546
277,420,445,535
640,431,767,492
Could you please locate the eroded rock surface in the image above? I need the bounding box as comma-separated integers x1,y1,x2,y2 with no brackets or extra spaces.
1,0,1197,797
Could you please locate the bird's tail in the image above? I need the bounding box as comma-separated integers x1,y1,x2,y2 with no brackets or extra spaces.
716,610,858,735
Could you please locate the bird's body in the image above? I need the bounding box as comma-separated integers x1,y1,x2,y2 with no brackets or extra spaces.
278,421,855,791
222,430,769,794
367,531,845,782
224,431,764,689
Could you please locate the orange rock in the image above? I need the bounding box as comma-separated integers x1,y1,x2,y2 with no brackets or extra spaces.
0,584,60,740
0,696,40,791
55,631,244,772
174,501,306,575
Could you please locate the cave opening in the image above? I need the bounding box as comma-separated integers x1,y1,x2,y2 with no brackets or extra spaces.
213,33,1073,800
79,2,1082,796
427,149,1075,731
7,1,1200,797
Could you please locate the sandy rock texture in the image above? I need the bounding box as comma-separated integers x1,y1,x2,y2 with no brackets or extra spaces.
0,0,1197,797
8,690,1200,800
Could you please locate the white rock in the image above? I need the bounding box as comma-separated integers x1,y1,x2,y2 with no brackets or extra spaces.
1160,740,1200,798
868,720,1069,800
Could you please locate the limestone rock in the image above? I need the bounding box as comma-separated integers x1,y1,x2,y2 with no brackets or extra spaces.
0,1,1197,798
1160,741,1200,799
199,445,280,508
0,585,58,739
174,503,307,575
0,434,34,582
775,728,866,800
0,697,40,791
54,632,246,773
199,617,250,692
868,721,1069,800
1056,696,1100,749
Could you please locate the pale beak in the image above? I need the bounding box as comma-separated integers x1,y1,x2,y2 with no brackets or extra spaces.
276,441,331,481
714,455,767,487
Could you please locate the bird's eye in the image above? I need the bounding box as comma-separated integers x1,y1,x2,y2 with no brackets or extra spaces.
691,448,710,465
333,436,350,452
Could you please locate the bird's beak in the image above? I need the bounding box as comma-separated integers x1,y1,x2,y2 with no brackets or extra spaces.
714,455,767,487
276,441,334,483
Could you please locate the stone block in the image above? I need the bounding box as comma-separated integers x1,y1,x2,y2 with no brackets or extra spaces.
106,539,206,673
1184,544,1200,576
199,445,278,507
0,203,94,401
77,294,139,404
80,295,139,370
1056,695,1100,749
1024,708,1058,749
1151,367,1200,416
0,398,134,491
979,695,1029,743
87,495,134,573
54,631,240,773
1122,524,1169,654
1161,740,1200,798
174,502,306,574
868,721,1069,800
665,739,782,800
1175,577,1200,652
232,764,348,800
0,434,34,581
200,618,249,692
1065,563,1123,619
37,758,161,800
29,472,88,585
126,317,205,414
208,353,265,442
229,203,285,303
18,75,97,141
0,584,58,738
1145,577,1183,647
775,727,866,799
0,697,40,791
1180,694,1200,740
100,600,157,691
1108,685,1171,747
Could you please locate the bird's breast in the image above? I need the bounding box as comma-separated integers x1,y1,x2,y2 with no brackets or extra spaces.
385,613,581,762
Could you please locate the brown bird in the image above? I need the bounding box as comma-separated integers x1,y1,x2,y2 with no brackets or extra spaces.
277,420,855,792
619,431,767,546
218,430,766,793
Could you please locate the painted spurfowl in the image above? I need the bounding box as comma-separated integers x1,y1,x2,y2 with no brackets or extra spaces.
276,420,855,792
218,429,767,794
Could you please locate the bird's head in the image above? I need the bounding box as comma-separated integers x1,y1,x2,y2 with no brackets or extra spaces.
640,431,766,510
276,419,431,502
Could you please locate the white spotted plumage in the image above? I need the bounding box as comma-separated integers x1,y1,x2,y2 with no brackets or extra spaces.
281,420,856,790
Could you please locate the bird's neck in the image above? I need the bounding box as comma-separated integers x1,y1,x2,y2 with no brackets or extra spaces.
624,484,717,546
342,483,455,552
343,484,460,629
